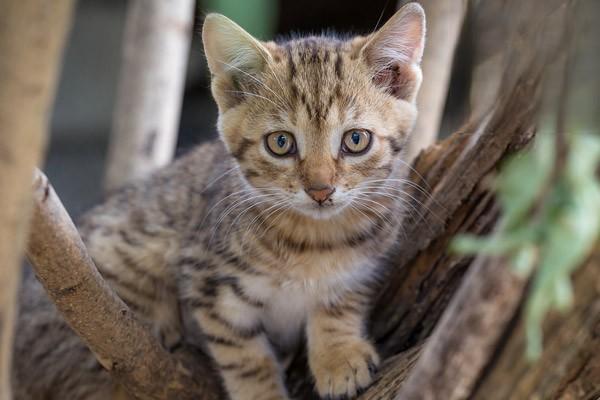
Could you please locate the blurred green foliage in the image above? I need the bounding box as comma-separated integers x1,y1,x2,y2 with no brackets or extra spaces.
452,130,600,360
203,0,278,39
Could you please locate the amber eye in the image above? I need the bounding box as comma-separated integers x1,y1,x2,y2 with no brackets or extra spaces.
265,131,296,157
342,129,372,155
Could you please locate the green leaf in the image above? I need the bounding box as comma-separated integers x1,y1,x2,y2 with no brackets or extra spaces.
451,130,600,361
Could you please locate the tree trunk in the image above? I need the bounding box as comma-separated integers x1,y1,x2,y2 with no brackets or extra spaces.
0,1,74,398
104,0,194,192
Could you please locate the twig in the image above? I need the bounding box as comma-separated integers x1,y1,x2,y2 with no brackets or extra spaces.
26,169,221,400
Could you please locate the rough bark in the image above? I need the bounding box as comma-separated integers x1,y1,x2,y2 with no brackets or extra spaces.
471,249,600,400
404,0,468,160
104,0,194,192
0,2,74,398
26,170,222,400
394,255,528,400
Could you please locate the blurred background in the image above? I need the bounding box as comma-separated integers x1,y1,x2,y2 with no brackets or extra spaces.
46,0,599,219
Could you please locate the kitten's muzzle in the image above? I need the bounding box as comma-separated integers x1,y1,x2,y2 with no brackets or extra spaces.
305,185,335,205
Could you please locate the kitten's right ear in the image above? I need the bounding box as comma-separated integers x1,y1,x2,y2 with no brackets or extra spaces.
202,14,270,87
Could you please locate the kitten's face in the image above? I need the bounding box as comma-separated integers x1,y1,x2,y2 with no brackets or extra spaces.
203,6,425,220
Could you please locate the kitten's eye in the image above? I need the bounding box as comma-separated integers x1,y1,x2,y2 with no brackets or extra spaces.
265,131,296,157
342,129,372,155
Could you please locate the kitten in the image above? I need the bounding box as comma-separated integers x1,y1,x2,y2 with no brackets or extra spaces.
12,3,425,400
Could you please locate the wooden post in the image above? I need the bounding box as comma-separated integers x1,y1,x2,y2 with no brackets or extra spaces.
0,1,74,398
104,0,195,192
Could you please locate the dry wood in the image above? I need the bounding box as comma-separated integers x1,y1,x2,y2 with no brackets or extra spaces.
104,0,194,192
404,0,468,160
0,2,74,398
26,170,222,400
471,249,600,400
394,256,527,400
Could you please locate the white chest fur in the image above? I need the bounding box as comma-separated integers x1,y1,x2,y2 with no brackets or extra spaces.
248,253,376,350
261,283,315,349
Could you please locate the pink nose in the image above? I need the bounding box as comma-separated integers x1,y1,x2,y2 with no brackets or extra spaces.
305,186,335,204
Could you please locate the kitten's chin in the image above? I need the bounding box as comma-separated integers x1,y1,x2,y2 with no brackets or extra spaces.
292,203,348,220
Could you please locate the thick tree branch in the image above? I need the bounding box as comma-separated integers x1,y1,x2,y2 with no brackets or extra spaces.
395,256,527,400
471,249,600,399
0,2,74,398
104,0,194,192
26,170,222,400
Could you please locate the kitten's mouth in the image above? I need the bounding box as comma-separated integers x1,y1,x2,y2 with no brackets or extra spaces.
294,200,347,220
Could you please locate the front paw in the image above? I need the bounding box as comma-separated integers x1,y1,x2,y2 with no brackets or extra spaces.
310,338,380,399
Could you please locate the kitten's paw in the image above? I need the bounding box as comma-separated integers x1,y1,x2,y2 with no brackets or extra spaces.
310,338,380,399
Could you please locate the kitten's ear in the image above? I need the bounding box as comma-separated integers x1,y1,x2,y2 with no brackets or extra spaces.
362,3,426,102
202,14,271,108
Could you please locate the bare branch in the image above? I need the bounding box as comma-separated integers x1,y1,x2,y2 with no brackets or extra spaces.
0,1,74,398
26,170,222,400
104,0,195,192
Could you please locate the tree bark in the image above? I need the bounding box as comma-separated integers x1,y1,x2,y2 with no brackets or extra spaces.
26,170,222,400
404,0,468,160
0,2,74,398
104,0,194,192
471,249,600,400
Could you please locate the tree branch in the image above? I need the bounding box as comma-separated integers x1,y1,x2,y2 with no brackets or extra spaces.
0,1,74,398
104,0,195,192
26,170,222,400
394,256,527,400
471,249,600,399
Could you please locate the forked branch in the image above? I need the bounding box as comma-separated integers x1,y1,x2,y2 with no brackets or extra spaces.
26,169,221,400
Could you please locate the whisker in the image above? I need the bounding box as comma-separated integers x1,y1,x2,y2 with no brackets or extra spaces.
202,165,240,193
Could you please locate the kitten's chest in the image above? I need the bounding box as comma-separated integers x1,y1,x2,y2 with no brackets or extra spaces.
251,254,376,349
260,283,315,350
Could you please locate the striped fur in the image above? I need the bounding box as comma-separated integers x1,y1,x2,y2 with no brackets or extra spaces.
12,4,425,400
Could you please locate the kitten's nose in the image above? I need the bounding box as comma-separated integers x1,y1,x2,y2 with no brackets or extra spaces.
305,185,335,204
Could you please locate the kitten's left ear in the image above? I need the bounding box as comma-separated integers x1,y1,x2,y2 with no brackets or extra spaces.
362,3,426,102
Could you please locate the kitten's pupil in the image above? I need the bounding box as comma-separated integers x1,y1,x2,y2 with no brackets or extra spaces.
277,135,287,148
351,132,361,145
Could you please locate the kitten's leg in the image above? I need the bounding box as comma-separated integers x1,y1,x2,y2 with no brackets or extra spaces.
307,290,379,399
92,248,182,350
188,285,289,400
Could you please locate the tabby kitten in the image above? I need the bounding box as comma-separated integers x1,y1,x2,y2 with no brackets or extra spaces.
13,4,425,400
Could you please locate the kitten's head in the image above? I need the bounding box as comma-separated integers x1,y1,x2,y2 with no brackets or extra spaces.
203,4,425,220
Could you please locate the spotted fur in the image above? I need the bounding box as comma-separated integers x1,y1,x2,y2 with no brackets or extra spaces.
12,4,425,400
